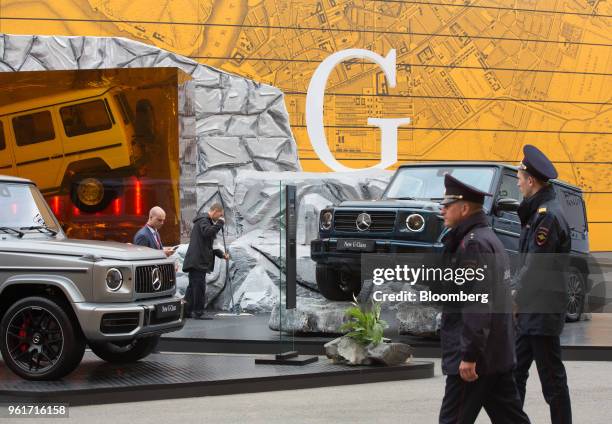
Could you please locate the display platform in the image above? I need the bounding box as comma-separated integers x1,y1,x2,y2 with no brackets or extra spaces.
160,313,612,361
0,352,434,406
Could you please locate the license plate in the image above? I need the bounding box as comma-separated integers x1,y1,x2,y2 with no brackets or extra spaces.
337,239,375,252
155,301,181,319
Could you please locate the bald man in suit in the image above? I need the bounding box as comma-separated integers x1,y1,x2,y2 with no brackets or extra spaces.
134,206,174,257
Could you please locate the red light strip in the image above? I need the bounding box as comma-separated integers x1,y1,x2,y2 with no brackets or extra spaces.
52,196,60,215
113,198,121,215
135,179,142,215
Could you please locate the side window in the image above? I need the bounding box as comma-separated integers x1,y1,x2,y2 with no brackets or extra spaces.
0,121,5,150
114,94,132,124
12,111,55,146
60,100,113,137
556,187,586,232
498,173,523,202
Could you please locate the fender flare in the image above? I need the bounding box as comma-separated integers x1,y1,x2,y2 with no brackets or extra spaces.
0,274,86,303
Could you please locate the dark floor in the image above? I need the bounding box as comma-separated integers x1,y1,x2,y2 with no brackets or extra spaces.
0,352,433,405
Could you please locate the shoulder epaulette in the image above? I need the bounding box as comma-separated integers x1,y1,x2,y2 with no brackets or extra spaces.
538,207,547,214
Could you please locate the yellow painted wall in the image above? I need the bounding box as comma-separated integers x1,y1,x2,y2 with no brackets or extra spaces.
0,0,611,250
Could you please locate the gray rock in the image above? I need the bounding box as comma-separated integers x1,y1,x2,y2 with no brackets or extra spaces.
324,336,370,365
269,297,350,333
338,337,371,365
323,336,340,358
325,336,412,366
396,302,442,337
234,265,279,314
367,342,413,366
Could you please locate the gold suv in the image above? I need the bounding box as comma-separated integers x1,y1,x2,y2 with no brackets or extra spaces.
0,87,154,212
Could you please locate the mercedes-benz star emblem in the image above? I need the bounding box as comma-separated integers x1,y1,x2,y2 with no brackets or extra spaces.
356,212,372,231
151,267,162,291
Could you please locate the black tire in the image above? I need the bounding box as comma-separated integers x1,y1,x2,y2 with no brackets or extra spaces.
89,336,160,364
0,296,85,381
70,175,118,213
315,264,361,301
566,266,586,322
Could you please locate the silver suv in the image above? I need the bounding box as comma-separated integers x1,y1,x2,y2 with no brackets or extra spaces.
0,175,184,380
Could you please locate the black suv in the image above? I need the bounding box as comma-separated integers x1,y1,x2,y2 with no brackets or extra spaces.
310,163,592,321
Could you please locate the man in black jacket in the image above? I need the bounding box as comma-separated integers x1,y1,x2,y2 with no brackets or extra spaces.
438,174,529,424
513,145,572,424
183,203,229,319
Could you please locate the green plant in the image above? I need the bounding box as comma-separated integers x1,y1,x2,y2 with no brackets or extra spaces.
339,297,389,346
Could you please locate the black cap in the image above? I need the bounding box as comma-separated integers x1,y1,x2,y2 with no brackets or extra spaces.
519,144,557,181
441,173,492,206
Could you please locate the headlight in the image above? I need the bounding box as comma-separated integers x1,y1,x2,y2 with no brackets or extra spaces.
406,214,425,232
320,211,333,230
105,268,123,291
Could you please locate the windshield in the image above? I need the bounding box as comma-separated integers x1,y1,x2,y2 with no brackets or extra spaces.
384,166,497,201
0,183,62,234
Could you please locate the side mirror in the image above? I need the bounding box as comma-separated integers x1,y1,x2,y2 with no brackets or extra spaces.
496,197,520,213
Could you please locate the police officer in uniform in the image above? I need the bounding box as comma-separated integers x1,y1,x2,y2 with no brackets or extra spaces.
438,174,530,424
513,145,572,424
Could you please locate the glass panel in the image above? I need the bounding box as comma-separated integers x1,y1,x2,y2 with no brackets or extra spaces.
60,100,113,137
276,180,296,354
13,111,55,146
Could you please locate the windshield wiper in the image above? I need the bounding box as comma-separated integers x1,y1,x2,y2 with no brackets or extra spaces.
0,226,25,237
19,225,58,236
392,196,416,200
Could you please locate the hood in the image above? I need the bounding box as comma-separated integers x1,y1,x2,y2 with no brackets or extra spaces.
0,238,166,261
338,199,442,212
193,214,210,223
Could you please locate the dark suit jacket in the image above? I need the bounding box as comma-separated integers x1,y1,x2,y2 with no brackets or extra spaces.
133,226,162,250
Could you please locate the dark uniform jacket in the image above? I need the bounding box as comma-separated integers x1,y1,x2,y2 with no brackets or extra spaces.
439,212,515,376
182,214,225,273
513,185,571,336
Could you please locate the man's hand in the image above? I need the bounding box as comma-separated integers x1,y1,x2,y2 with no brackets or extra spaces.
459,361,478,382
163,247,175,257
223,252,230,260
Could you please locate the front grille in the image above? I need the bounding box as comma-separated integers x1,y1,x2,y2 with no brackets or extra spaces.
100,312,140,334
334,211,397,232
135,264,176,293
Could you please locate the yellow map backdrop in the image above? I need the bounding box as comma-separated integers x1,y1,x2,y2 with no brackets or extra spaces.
0,0,611,250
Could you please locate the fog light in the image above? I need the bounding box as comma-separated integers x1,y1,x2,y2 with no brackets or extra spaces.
320,211,333,230
406,214,425,232
105,268,123,291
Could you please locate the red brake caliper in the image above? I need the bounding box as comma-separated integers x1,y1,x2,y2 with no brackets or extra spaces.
19,318,29,352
